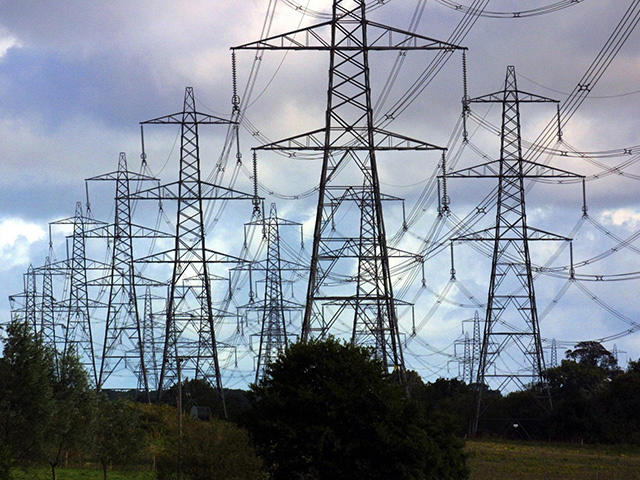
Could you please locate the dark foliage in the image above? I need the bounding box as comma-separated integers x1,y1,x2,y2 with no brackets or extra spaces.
565,341,621,375
155,416,264,480
159,379,250,421
417,378,475,437
246,338,469,480
476,342,640,444
0,320,56,466
92,396,145,480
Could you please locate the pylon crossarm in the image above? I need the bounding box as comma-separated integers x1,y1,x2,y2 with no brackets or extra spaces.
232,257,307,273
364,21,464,51
135,247,249,265
386,246,424,261
469,91,558,104
337,188,403,202
453,226,571,242
233,19,463,52
519,160,584,178
86,170,158,183
445,161,502,178
82,223,173,239
256,127,445,151
50,216,107,227
523,226,572,242
445,159,584,178
372,128,445,150
239,298,304,310
255,128,326,150
232,20,334,50
128,181,257,201
140,111,235,125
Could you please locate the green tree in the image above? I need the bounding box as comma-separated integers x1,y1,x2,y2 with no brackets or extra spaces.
246,338,468,480
565,341,620,375
598,364,640,444
627,358,640,374
418,378,475,437
543,344,618,443
92,397,144,480
156,417,264,480
0,319,55,471
43,348,95,480
135,402,177,472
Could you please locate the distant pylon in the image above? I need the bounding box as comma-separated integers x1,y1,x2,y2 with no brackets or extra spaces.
40,252,59,368
462,332,472,383
24,265,37,331
88,153,147,393
141,286,158,394
471,310,481,384
131,87,255,408
65,202,98,385
445,66,584,433
85,152,169,394
234,0,463,375
241,203,304,383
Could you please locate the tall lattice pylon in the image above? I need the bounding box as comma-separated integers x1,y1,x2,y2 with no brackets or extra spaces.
241,203,304,383
24,265,37,331
131,87,255,405
445,66,584,433
64,202,98,385
141,286,159,393
85,152,163,395
40,254,56,344
234,0,463,374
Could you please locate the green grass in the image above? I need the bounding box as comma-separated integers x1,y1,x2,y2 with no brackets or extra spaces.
467,439,640,480
11,442,640,480
10,466,154,480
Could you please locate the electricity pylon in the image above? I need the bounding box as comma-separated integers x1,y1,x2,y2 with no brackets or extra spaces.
456,311,481,384
445,66,584,433
240,202,305,383
85,152,164,397
9,265,37,330
24,265,37,330
60,202,99,385
130,87,255,406
141,286,159,393
234,0,463,374
40,253,57,356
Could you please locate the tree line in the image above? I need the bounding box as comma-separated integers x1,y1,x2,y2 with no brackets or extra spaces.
0,320,468,479
416,341,640,444
2,317,639,479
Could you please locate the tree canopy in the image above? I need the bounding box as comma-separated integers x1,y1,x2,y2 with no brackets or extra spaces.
246,338,468,480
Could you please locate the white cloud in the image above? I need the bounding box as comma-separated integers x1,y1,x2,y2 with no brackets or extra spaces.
0,29,21,60
599,208,640,229
0,217,46,270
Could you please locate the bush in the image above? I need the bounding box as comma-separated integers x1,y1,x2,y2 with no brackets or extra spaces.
156,417,264,480
246,338,469,479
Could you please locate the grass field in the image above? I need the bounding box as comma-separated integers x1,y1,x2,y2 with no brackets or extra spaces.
11,441,640,479
467,439,640,480
10,467,154,480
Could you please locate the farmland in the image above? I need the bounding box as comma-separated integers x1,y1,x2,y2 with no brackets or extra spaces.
467,439,640,480
9,440,640,480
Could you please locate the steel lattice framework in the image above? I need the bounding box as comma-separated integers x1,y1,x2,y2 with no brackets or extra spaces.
63,202,98,385
234,0,463,375
446,66,585,433
240,203,304,383
141,286,158,393
84,152,163,396
130,87,255,406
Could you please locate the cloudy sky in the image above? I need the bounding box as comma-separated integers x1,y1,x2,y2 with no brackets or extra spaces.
1,0,639,386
